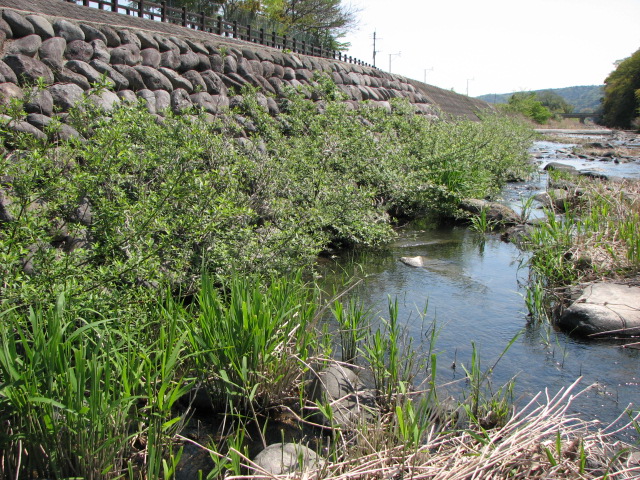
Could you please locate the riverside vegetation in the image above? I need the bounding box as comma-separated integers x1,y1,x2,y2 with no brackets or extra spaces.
1,78,638,478
521,168,640,323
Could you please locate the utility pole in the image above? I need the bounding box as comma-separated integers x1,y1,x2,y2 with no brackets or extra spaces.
388,51,401,73
466,77,474,96
372,31,381,68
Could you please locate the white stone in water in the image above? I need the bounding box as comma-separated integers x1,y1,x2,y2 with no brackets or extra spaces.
400,256,428,267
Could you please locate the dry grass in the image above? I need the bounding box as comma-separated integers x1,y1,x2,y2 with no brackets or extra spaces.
225,380,639,479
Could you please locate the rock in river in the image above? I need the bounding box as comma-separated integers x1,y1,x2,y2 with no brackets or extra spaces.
557,282,640,337
252,443,322,475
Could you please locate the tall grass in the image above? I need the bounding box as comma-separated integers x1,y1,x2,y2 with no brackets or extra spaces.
188,272,319,410
0,294,191,479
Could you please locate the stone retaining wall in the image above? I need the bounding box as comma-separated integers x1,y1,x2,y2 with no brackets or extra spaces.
0,1,490,140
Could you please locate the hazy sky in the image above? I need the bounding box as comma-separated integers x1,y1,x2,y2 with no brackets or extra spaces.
342,0,640,97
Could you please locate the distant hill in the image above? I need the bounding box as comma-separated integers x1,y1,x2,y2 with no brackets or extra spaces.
476,85,604,113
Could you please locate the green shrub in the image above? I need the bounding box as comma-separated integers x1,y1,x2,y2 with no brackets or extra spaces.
0,79,534,316
499,92,553,124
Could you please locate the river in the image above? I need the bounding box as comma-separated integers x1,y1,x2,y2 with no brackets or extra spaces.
319,134,640,441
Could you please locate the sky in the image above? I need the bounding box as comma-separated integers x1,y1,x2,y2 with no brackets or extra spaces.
341,0,640,97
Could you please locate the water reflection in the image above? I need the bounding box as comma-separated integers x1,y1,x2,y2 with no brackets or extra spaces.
318,223,639,441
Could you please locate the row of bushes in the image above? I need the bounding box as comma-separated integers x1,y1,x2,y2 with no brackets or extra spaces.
0,78,535,317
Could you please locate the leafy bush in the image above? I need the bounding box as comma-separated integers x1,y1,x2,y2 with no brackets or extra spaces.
499,92,553,124
0,79,534,316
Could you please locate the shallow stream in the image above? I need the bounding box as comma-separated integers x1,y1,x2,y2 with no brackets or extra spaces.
319,136,640,440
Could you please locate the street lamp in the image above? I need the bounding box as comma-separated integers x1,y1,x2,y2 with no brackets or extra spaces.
466,77,474,96
388,51,401,73
424,67,434,83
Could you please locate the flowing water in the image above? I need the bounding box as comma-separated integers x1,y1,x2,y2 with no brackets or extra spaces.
319,137,640,440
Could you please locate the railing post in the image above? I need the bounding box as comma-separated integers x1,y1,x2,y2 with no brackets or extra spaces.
200,11,205,31
83,0,89,6
112,0,117,12
217,16,222,35
259,28,264,45
161,1,166,22
283,34,287,50
138,0,144,18
302,40,305,55
182,6,187,26
246,24,251,42
232,20,237,38
292,37,296,53
271,31,276,47
99,0,104,10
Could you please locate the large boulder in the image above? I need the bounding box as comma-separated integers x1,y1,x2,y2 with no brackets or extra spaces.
2,10,34,38
252,443,322,475
90,38,110,63
110,44,141,66
79,24,107,44
0,60,17,83
200,70,227,95
90,60,129,90
459,198,519,225
39,37,67,69
48,83,85,111
54,66,91,90
64,40,93,62
7,34,42,57
0,82,23,107
24,87,54,116
112,64,145,91
307,364,375,428
543,162,578,175
66,60,112,86
87,90,120,112
53,19,84,42
557,283,640,337
534,188,573,212
0,115,46,140
181,70,206,92
3,54,53,85
170,88,192,113
96,24,120,47
157,67,192,92
140,48,161,69
134,65,173,91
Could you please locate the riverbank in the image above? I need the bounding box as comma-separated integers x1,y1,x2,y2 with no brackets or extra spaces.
0,78,539,478
517,130,640,339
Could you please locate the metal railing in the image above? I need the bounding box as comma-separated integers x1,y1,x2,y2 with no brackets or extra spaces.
64,0,375,67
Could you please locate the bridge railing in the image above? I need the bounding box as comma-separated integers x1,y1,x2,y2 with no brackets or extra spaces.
63,0,375,67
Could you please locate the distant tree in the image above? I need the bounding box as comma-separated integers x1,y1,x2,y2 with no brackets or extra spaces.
163,0,357,49
535,90,573,114
602,48,640,129
499,92,552,124
274,0,359,49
